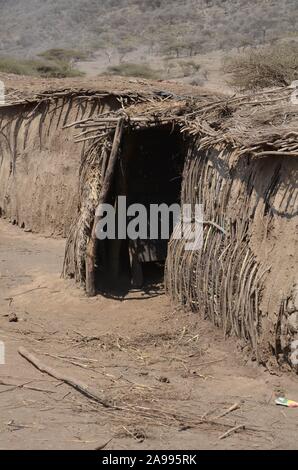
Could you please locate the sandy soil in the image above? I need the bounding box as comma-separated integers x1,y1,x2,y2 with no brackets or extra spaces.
0,219,297,450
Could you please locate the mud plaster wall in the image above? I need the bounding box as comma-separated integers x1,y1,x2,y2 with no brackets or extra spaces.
166,142,298,368
0,96,120,237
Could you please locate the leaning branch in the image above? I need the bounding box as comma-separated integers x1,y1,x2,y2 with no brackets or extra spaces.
85,117,125,297
18,347,115,408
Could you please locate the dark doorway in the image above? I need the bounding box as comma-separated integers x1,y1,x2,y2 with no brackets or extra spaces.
98,125,185,296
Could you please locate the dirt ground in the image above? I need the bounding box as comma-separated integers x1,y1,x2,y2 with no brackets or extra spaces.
0,219,297,450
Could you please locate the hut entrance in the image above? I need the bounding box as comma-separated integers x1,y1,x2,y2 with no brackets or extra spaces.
100,125,185,295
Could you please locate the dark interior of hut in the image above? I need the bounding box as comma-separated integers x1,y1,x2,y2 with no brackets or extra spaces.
96,125,186,297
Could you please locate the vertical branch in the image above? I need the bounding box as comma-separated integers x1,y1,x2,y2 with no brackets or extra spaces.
85,117,125,297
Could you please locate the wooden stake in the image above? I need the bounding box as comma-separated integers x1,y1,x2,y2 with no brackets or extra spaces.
85,117,124,297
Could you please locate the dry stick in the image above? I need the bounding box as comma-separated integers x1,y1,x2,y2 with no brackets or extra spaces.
214,403,240,420
204,221,227,235
18,347,115,409
253,151,298,158
219,424,245,440
85,117,124,297
4,286,47,301
94,437,114,451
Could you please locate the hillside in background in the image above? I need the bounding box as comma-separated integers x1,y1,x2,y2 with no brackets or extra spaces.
0,0,297,91
0,0,297,58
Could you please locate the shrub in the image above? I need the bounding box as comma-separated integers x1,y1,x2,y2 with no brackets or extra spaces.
223,42,298,90
34,60,84,78
189,77,205,87
0,57,37,75
179,60,201,77
105,62,160,79
38,48,89,63
0,56,84,78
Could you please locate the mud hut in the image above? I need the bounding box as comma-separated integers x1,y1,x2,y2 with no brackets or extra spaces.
0,78,297,370
0,77,158,236
60,87,298,370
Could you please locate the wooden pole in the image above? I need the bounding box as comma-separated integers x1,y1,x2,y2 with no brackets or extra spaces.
85,117,124,297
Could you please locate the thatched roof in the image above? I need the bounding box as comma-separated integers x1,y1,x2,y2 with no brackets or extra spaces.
0,73,214,107
65,85,298,159
1,73,297,158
